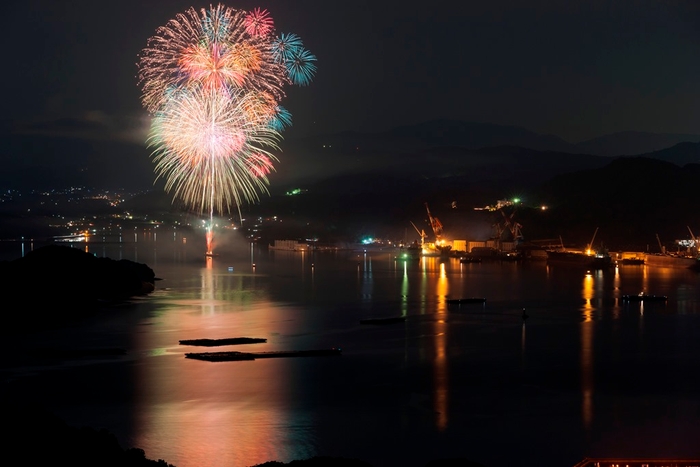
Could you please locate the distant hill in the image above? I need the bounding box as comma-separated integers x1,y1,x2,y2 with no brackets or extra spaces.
274,120,700,186
252,155,700,251
286,120,700,156
519,157,700,250
631,141,700,166
3,119,700,191
574,131,700,157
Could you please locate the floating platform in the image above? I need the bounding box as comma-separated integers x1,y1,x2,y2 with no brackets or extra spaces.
360,316,406,325
185,351,255,361
179,337,267,347
185,348,342,362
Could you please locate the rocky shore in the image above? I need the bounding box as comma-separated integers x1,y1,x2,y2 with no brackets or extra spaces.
0,244,157,329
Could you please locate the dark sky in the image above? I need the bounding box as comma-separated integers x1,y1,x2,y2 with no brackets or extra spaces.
3,0,700,146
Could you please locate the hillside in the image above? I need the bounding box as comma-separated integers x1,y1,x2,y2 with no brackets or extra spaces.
510,157,700,250
250,156,700,252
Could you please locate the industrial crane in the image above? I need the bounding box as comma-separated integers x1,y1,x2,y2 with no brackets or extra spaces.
424,202,443,243
586,227,599,255
500,210,523,242
656,233,665,254
688,226,698,254
410,221,427,248
424,202,452,255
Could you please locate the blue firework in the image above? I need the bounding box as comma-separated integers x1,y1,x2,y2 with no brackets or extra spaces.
268,105,293,131
285,47,317,86
272,32,304,64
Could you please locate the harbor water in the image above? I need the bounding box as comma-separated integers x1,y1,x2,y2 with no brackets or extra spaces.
2,228,700,467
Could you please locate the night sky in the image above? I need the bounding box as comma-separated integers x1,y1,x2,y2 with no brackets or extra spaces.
3,0,700,150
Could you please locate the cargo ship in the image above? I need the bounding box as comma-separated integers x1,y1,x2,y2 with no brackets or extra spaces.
268,239,308,251
644,253,700,270
546,228,612,269
546,249,613,269
645,229,700,270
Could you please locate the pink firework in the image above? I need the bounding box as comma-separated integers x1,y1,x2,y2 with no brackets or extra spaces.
139,4,316,253
147,85,281,215
248,153,274,178
245,8,274,37
179,42,247,89
138,5,287,113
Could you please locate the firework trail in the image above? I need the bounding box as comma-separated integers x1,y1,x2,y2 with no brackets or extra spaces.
137,4,316,254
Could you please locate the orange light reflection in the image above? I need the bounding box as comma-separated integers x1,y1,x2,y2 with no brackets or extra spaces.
581,273,594,432
132,264,303,467
434,261,449,431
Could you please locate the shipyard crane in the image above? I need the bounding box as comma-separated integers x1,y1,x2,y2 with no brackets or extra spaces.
424,202,444,242
500,210,523,242
688,226,698,254
586,227,599,255
410,221,428,248
492,222,506,240
656,233,665,254
688,226,697,246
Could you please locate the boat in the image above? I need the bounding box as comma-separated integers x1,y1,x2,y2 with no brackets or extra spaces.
644,253,699,270
446,298,487,305
360,316,406,325
546,228,613,269
546,250,613,269
644,229,700,270
268,240,308,251
459,256,482,264
498,251,521,261
435,243,453,257
622,293,668,302
620,257,644,265
398,242,422,260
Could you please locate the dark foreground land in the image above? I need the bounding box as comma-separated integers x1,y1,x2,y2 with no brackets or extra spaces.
1,402,175,467
0,244,157,330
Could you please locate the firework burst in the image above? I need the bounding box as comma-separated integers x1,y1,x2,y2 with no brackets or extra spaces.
285,47,317,86
148,85,281,216
245,8,274,37
137,3,316,251
272,32,304,63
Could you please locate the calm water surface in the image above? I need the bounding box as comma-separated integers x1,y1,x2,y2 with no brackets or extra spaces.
3,229,700,467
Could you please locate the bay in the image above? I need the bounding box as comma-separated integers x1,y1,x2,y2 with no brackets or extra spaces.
2,227,700,467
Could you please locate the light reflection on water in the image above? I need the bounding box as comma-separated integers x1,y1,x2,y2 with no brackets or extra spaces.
3,231,700,467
